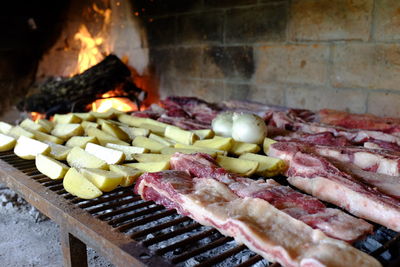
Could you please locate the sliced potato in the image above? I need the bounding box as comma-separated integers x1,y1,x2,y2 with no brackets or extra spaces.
118,114,148,127
46,142,71,160
101,121,130,142
35,154,69,179
149,133,174,147
105,143,148,161
263,137,277,154
51,124,83,140
74,112,95,122
80,168,123,192
14,136,50,160
36,119,54,132
9,126,35,139
91,108,123,120
66,136,98,148
193,129,214,140
0,133,16,152
86,127,129,146
32,130,64,144
174,143,226,155
0,121,13,134
67,147,108,170
53,113,82,124
161,147,218,157
139,123,165,135
216,155,259,176
119,125,149,139
85,143,125,164
125,161,170,172
81,121,99,131
239,153,286,177
133,153,171,163
194,137,233,151
132,136,166,153
230,141,260,156
63,168,102,199
165,126,199,145
20,118,46,132
109,165,142,187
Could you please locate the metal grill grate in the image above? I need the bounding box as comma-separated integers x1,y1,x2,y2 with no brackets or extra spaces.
0,151,399,267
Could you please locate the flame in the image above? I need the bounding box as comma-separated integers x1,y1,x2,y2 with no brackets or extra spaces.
30,112,46,121
91,90,137,113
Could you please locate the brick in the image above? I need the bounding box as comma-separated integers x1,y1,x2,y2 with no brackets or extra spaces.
286,87,367,113
196,80,226,102
146,16,176,47
225,4,287,43
159,78,200,99
289,0,373,41
173,47,203,78
368,92,400,117
225,83,285,105
134,0,202,16
203,46,254,80
204,0,256,8
149,48,175,77
254,44,329,86
176,12,223,44
332,44,400,90
374,0,400,40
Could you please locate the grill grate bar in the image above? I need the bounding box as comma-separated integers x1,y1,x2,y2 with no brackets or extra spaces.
87,196,141,214
116,209,177,233
194,244,247,267
107,204,164,226
156,228,218,255
95,199,152,219
76,189,131,207
41,180,63,187
35,177,53,183
130,216,191,239
171,236,232,264
370,232,400,257
11,161,35,168
47,184,64,191
234,255,264,267
142,222,201,246
30,174,48,180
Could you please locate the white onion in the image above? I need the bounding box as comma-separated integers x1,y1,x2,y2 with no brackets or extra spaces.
211,112,234,137
231,113,267,144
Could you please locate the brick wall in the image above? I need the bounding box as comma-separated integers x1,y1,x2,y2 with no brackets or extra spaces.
134,0,400,117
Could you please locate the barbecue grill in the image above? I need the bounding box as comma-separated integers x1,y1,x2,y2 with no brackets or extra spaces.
1,150,399,267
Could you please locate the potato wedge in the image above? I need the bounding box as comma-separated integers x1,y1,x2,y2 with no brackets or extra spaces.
139,123,165,135
263,137,277,154
63,168,102,199
133,153,171,163
66,136,98,148
31,130,64,144
53,113,82,124
174,143,227,155
67,147,108,170
160,147,217,157
46,142,71,160
119,125,149,139
74,112,95,122
20,118,46,132
14,136,50,160
149,133,174,147
85,143,125,164
86,127,129,146
80,168,123,192
35,154,69,179
0,133,16,152
8,126,35,139
51,124,84,140
105,143,148,161
118,114,147,127
81,121,99,131
230,141,260,156
91,108,122,120
216,155,259,176
194,137,233,151
36,119,54,132
125,161,170,172
165,126,199,145
193,129,214,140
239,153,286,177
0,121,13,134
132,136,166,153
109,165,142,187
101,121,130,142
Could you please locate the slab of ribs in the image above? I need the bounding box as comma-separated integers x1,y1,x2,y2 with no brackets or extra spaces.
131,96,400,267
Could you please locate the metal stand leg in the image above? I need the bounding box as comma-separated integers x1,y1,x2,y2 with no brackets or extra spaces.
61,227,88,267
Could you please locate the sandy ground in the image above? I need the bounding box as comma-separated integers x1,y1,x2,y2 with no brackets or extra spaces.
0,184,114,267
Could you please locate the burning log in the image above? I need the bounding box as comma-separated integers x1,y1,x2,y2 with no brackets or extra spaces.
18,55,146,116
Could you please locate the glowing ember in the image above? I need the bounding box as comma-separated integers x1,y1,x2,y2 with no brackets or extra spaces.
91,90,137,113
30,112,46,121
